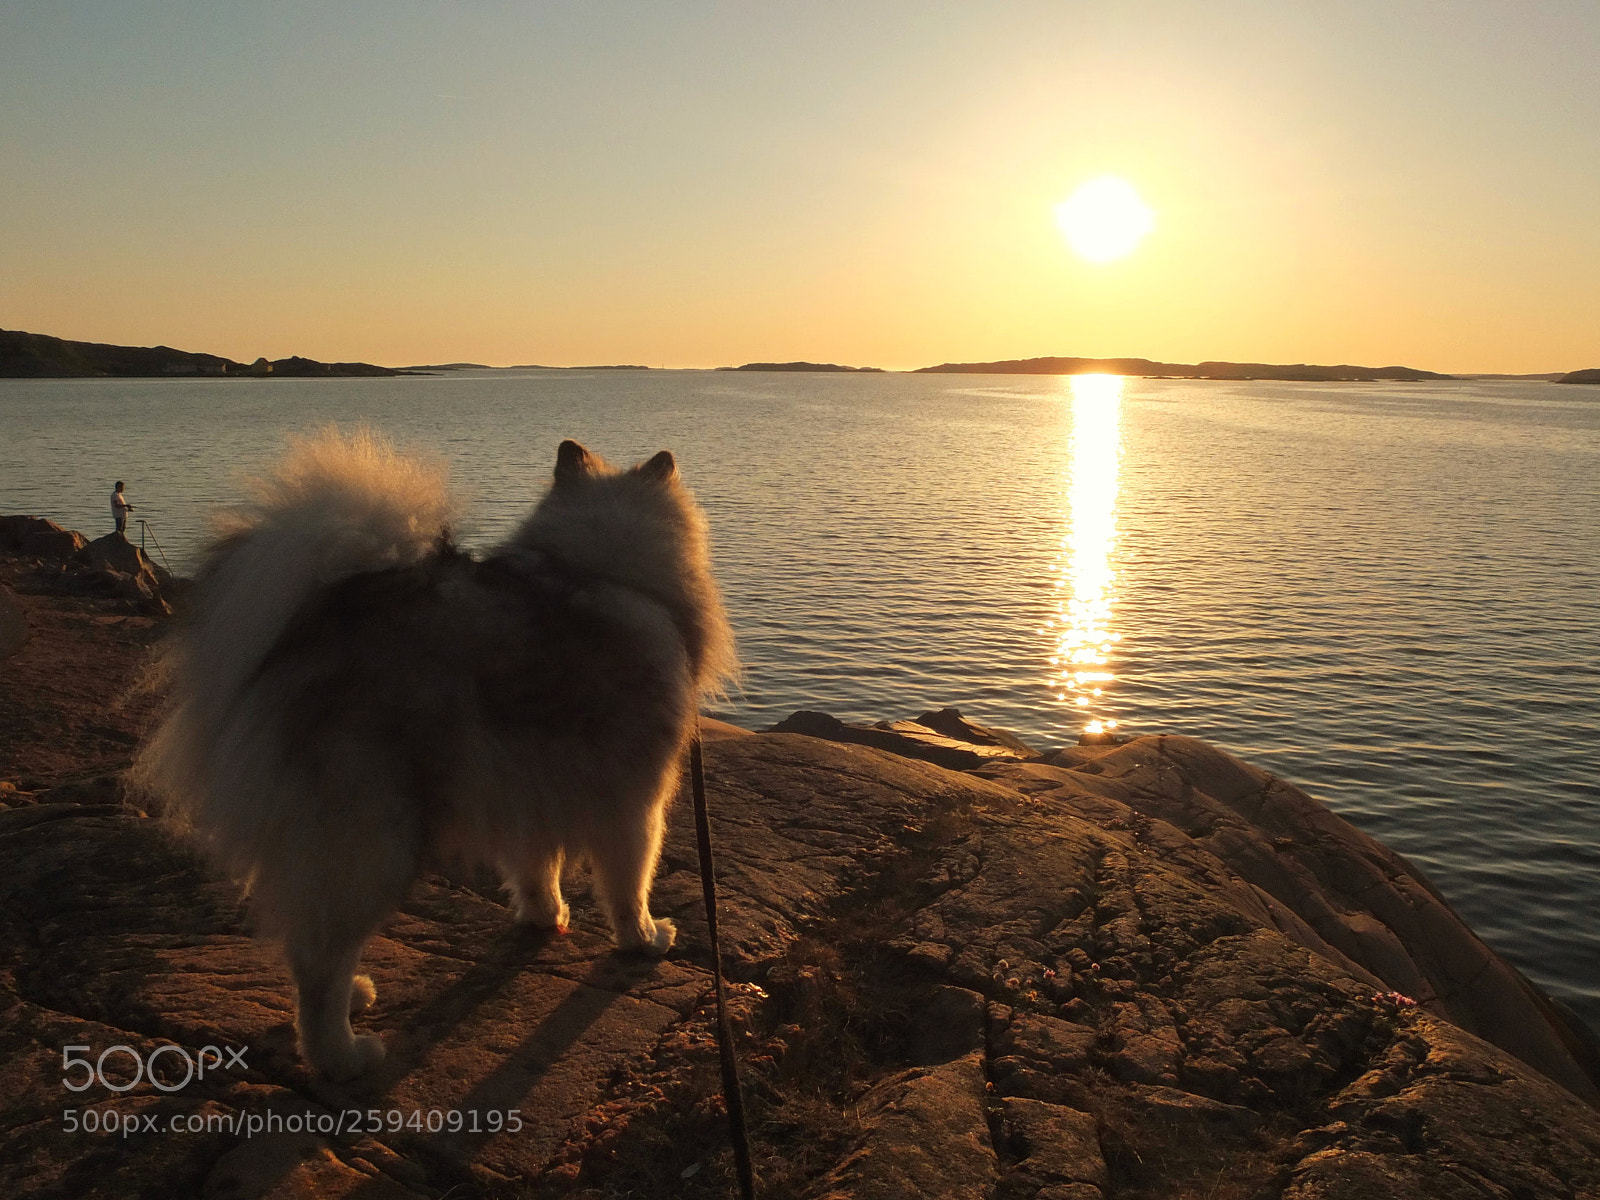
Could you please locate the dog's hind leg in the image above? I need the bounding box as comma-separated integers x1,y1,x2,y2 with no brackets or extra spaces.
589,797,676,956
268,820,419,1079
288,937,388,1080
503,845,570,933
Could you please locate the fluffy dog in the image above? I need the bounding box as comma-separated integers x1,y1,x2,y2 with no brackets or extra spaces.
136,430,736,1078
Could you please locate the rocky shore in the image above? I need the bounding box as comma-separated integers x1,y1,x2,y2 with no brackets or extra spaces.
2,520,1599,1199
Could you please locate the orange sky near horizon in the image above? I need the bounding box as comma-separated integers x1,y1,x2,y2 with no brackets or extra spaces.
2,3,1597,374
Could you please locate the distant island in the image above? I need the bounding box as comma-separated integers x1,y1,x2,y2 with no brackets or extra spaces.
719,361,885,372
1556,368,1600,384
916,355,1454,382
1,328,407,378
402,362,493,371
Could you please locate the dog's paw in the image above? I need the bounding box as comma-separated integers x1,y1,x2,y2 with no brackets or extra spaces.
514,896,570,934
349,974,377,1013
316,1034,386,1081
624,917,675,957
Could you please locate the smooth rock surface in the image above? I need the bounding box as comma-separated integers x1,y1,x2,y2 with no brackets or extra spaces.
975,738,1600,1105
2,674,1598,1197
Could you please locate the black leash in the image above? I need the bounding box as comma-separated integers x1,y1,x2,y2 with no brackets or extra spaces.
689,723,757,1199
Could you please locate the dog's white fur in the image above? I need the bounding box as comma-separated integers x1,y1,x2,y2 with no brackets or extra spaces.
136,429,735,1078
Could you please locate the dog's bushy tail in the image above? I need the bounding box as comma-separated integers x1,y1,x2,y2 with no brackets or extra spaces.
135,428,453,836
195,427,452,694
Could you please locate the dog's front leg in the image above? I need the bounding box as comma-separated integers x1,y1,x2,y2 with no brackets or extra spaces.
504,845,570,933
589,801,676,956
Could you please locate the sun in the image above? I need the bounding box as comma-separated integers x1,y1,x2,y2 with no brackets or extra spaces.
1054,177,1155,263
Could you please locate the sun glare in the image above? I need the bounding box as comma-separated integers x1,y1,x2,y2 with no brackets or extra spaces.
1054,177,1155,263
1045,373,1123,735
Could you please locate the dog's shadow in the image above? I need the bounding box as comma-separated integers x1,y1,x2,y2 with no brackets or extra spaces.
316,924,667,1121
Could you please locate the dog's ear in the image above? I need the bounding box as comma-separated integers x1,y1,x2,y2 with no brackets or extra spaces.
637,450,676,482
554,440,596,484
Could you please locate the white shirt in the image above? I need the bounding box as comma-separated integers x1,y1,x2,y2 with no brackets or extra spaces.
111,490,132,517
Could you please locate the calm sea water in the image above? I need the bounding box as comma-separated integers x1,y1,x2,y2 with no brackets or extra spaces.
3,371,1597,1027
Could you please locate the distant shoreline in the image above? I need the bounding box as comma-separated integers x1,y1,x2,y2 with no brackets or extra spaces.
5,327,1596,382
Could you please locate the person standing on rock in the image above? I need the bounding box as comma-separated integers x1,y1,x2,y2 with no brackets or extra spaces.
110,481,135,535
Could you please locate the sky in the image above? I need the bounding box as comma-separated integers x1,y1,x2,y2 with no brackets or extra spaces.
2,1,1597,372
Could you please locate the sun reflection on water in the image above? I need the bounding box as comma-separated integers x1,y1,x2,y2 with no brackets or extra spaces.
1047,374,1123,733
